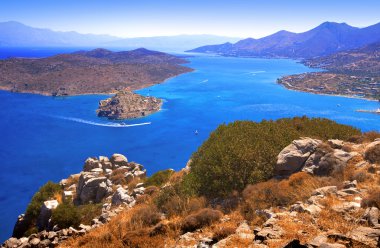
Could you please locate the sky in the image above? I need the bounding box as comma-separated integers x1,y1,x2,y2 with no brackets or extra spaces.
0,0,379,38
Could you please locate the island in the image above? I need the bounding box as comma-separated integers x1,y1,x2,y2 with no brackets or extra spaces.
278,42,380,101
0,48,193,96
97,90,162,119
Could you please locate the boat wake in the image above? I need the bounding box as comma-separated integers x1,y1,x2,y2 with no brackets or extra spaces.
246,70,266,76
56,116,151,128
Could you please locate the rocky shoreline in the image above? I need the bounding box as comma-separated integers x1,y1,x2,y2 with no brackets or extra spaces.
97,90,162,119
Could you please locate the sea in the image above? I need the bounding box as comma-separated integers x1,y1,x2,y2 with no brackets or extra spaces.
0,47,379,241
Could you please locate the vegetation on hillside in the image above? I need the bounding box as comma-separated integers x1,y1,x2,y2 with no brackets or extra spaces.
183,116,360,198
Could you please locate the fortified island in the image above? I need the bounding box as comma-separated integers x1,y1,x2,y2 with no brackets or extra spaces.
97,90,163,119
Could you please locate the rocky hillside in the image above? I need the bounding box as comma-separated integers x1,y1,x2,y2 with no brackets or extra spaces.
97,90,162,119
0,48,193,96
2,117,380,248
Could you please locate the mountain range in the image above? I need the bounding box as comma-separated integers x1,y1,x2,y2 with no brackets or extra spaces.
0,21,239,51
188,21,380,58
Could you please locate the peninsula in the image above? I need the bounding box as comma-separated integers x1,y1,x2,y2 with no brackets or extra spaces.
97,90,162,119
278,42,380,100
0,48,193,96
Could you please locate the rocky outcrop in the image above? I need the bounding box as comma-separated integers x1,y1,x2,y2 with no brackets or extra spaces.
37,200,59,231
275,138,357,177
76,173,112,204
4,153,148,248
97,90,162,119
274,138,322,176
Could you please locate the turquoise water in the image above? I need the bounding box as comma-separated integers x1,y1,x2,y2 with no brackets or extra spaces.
1,53,380,241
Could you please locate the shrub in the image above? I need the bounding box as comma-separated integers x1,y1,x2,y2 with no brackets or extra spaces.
14,181,62,237
51,202,81,229
145,169,174,187
361,188,380,208
181,208,222,233
130,204,161,227
184,117,359,198
109,168,129,185
363,131,380,142
25,181,62,220
365,143,380,164
77,204,103,225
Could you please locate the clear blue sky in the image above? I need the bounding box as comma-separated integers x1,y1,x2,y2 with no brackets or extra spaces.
0,0,379,38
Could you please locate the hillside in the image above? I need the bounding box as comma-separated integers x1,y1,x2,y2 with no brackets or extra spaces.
278,42,380,100
188,22,380,59
0,48,193,96
3,117,380,248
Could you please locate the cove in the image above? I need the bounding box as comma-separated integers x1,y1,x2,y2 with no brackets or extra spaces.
1,54,380,241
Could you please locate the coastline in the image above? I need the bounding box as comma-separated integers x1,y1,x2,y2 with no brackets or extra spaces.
0,69,194,97
277,81,379,102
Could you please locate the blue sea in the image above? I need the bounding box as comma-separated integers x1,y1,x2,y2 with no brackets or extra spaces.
0,48,379,241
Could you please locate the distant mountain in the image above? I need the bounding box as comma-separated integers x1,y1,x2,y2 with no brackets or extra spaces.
0,21,118,47
105,35,241,52
0,21,240,51
188,22,380,58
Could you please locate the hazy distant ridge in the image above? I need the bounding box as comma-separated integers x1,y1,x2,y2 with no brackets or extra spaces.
0,21,240,51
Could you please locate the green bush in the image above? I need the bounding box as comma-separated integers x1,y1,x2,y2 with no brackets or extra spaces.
145,169,174,187
13,181,61,237
183,116,360,198
51,202,81,229
25,181,62,220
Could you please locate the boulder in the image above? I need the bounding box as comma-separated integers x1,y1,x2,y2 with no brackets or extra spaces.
12,214,31,238
133,170,146,179
124,172,134,183
77,173,111,204
110,153,128,168
37,200,59,231
62,191,74,201
348,226,380,247
328,139,344,149
362,207,379,226
83,157,102,172
303,149,352,176
112,187,135,206
29,237,40,246
312,186,337,196
235,221,254,240
274,138,322,176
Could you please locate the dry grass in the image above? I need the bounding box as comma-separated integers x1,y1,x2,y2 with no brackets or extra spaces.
64,174,80,189
361,187,380,208
275,213,319,245
242,172,333,217
317,196,363,234
109,168,129,186
54,192,63,204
